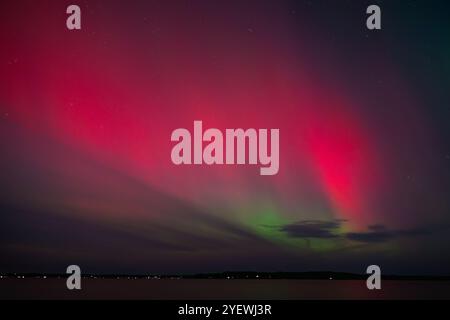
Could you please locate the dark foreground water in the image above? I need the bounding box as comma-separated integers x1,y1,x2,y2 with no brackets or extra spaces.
1,279,450,300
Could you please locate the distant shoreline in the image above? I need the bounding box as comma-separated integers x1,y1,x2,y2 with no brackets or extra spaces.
2,271,449,281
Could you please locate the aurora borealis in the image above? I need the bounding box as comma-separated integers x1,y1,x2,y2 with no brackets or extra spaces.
1,0,450,275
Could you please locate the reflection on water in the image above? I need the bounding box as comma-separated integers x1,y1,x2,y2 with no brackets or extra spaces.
1,279,450,300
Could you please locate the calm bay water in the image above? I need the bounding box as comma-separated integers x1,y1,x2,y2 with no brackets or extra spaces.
1,279,450,300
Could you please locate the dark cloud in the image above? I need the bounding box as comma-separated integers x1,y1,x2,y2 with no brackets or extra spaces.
346,230,394,243
345,224,450,243
279,219,450,244
280,220,342,239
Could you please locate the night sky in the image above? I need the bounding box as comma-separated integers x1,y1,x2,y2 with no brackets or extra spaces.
1,0,450,275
